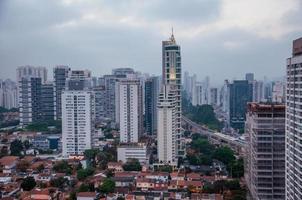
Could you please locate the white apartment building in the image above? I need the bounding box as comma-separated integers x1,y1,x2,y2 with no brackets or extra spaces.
117,144,148,164
286,37,302,200
115,78,143,143
62,90,95,157
157,84,177,166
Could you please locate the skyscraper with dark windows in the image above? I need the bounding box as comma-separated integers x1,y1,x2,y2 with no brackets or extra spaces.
229,80,253,130
41,82,55,121
162,32,185,157
54,66,70,120
145,76,160,136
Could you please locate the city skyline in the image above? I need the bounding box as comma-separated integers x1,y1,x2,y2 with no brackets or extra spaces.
1,0,302,85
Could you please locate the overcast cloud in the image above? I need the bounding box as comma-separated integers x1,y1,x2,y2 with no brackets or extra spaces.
0,0,301,85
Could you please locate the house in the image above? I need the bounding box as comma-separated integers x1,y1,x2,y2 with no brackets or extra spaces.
107,162,123,172
0,156,19,174
36,173,52,183
21,188,59,200
77,192,96,200
136,178,155,191
186,173,201,181
112,176,134,187
200,193,223,200
170,172,185,181
186,181,203,193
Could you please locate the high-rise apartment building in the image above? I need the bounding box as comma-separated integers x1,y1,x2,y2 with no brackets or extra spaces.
285,37,302,200
93,85,106,123
229,80,253,130
62,90,95,157
245,103,285,200
157,84,177,166
54,65,70,120
62,70,95,157
0,79,18,109
192,82,203,106
17,66,47,126
41,82,55,121
272,81,285,103
210,88,218,106
116,78,143,143
145,76,160,136
162,32,185,157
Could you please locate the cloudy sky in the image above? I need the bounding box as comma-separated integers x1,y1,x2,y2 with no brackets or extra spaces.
0,0,301,85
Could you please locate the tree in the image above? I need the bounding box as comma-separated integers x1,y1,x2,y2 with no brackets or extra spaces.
99,178,115,194
122,158,142,171
50,177,68,188
23,140,31,150
77,167,95,181
16,160,30,172
213,146,235,166
53,160,72,175
21,176,36,191
84,149,100,167
78,183,95,192
10,139,23,156
26,122,48,132
69,191,77,200
230,158,244,178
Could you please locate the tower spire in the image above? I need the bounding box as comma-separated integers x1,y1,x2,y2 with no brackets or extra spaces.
170,27,175,43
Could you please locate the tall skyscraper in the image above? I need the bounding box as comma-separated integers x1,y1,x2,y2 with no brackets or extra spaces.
272,81,285,103
286,37,302,200
145,76,160,136
54,66,70,120
162,32,185,157
62,70,95,157
245,103,285,200
229,80,253,130
157,84,177,165
192,82,203,106
210,88,218,106
116,78,143,143
16,66,47,83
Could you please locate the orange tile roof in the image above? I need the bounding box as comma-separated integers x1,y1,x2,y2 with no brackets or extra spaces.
77,192,96,197
0,156,18,166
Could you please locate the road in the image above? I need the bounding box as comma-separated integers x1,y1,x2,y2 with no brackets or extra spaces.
182,115,246,149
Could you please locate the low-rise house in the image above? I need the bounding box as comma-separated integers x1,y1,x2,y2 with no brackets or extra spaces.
36,173,52,183
0,173,12,184
107,162,123,172
136,178,155,191
186,173,201,181
170,172,185,181
0,156,19,174
112,176,135,187
186,181,203,193
77,192,96,200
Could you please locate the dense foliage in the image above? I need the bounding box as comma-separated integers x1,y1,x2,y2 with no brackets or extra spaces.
182,96,222,131
99,178,115,194
123,158,142,171
21,176,36,191
77,167,95,181
53,160,72,175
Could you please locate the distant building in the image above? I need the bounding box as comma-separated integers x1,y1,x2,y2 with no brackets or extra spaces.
229,80,252,130
252,80,264,102
210,88,218,106
162,32,185,158
144,76,160,135
53,65,70,120
245,103,285,200
0,79,18,109
17,66,48,126
157,84,177,166
18,77,42,126
32,135,60,150
112,68,135,77
93,85,106,123
103,75,118,122
245,73,254,83
41,82,55,121
117,144,148,164
286,37,302,200
116,78,143,143
272,81,285,103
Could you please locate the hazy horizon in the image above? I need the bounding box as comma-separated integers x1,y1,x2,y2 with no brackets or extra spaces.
0,0,301,85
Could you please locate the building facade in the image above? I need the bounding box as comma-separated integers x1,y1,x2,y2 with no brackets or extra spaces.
54,65,70,120
229,80,253,130
62,90,95,157
93,85,106,123
0,79,18,109
144,76,160,136
117,144,148,164
157,84,177,166
245,103,285,200
41,82,55,121
162,32,185,157
285,37,302,200
116,78,143,143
